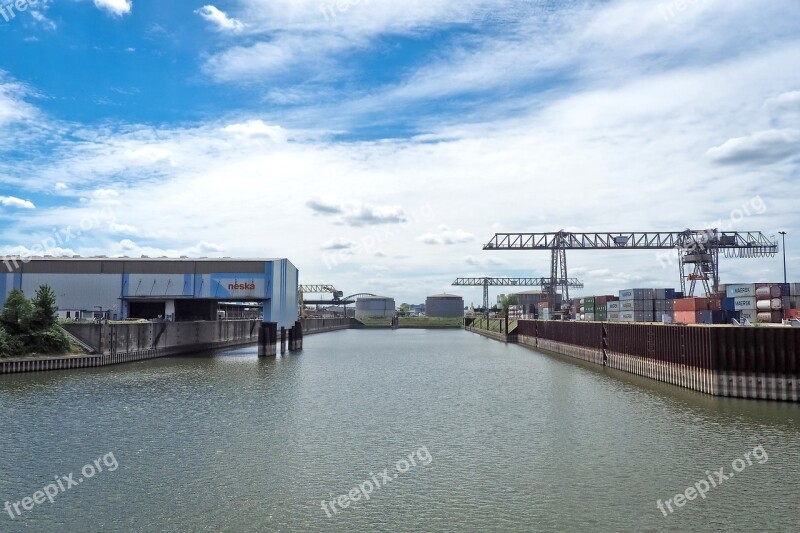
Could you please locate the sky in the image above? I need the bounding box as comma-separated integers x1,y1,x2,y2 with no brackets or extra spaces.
0,0,798,305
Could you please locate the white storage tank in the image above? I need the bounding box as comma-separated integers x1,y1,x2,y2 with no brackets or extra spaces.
355,296,396,319
425,294,464,318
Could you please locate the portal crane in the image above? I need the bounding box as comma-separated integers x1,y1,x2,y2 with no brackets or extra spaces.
298,284,343,318
483,229,778,305
452,277,584,315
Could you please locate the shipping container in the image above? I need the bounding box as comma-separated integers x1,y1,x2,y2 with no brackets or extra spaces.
756,299,783,311
606,302,621,312
620,299,654,312
757,311,783,324
732,296,756,310
608,311,620,321
674,297,710,312
726,284,756,298
739,309,758,323
697,310,725,324
674,311,699,324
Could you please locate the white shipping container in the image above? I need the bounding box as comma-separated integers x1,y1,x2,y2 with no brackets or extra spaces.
734,297,756,310
607,302,621,312
739,310,758,322
608,312,620,321
726,284,756,298
620,311,636,322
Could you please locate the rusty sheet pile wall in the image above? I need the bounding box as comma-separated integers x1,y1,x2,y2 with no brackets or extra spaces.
515,320,799,402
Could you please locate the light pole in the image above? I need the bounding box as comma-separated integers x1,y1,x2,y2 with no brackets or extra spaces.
779,231,787,285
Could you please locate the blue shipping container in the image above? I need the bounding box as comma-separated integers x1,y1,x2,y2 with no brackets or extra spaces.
723,298,736,312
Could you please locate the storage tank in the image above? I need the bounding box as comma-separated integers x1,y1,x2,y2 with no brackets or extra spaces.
426,294,464,318
355,296,396,319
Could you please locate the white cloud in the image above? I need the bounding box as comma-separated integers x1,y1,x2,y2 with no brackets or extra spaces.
0,196,35,209
30,9,57,30
124,146,174,165
418,226,475,245
766,90,800,111
322,238,355,251
94,0,132,17
707,129,800,165
195,5,245,33
306,198,407,226
223,120,286,141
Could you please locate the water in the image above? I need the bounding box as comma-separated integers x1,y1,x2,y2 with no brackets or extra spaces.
1,329,798,532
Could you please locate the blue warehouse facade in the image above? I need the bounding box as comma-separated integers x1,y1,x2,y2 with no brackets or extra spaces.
0,258,299,329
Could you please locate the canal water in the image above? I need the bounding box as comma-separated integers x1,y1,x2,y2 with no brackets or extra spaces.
1,329,798,532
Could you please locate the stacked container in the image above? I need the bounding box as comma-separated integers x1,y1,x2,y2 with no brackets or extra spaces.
607,301,621,322
725,283,790,323
618,288,677,323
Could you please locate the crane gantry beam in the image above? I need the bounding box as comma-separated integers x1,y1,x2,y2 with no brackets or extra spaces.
452,276,584,315
483,230,777,252
299,284,344,318
483,229,778,300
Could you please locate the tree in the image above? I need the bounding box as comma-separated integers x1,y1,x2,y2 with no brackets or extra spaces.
1,289,34,338
31,284,59,330
0,325,10,358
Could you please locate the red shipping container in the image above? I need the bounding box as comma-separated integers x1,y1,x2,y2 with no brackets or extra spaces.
708,297,723,311
787,309,800,320
674,298,710,312
674,311,700,324
595,295,618,305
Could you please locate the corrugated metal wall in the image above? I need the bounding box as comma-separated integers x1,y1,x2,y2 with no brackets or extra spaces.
516,320,799,401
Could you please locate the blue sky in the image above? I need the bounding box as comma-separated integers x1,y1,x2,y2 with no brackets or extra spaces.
1,0,799,304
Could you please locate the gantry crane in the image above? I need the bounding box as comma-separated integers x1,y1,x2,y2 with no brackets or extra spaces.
483,229,778,306
298,284,343,318
452,277,584,315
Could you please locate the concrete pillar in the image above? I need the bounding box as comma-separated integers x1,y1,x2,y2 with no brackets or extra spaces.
258,322,278,357
165,299,176,321
280,327,286,354
289,320,303,352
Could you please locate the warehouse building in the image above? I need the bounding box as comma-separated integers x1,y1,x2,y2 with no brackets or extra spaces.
0,257,298,328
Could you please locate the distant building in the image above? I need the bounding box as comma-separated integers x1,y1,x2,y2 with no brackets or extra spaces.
356,296,396,319
426,294,464,318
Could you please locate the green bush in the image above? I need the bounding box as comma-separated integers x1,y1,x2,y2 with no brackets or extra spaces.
0,325,10,358
0,286,71,357
29,326,71,354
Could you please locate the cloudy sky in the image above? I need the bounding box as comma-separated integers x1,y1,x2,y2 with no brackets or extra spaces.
0,0,798,305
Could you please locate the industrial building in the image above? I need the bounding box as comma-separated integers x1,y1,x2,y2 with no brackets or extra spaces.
355,296,396,319
425,294,464,318
0,257,299,328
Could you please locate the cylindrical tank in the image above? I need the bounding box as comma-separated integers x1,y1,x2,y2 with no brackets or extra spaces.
755,286,771,299
425,294,465,318
355,296,396,319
